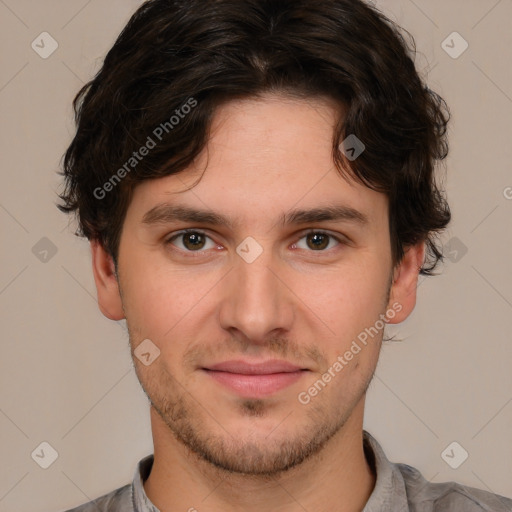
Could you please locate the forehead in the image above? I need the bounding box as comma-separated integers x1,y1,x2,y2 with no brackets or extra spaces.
127,94,388,229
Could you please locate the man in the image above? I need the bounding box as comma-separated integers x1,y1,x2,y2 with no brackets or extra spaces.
57,0,512,511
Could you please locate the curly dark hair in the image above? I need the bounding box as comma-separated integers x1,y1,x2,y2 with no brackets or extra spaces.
57,0,451,275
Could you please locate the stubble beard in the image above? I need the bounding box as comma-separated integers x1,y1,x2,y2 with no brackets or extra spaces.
134,359,375,478
123,275,391,478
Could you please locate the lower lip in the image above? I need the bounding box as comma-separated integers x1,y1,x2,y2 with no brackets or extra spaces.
203,369,306,398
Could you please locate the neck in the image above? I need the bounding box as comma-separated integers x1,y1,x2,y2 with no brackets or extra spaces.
143,400,376,512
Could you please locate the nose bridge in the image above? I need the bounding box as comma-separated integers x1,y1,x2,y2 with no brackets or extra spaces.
219,240,293,341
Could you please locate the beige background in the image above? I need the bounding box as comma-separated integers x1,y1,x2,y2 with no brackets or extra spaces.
1,0,511,511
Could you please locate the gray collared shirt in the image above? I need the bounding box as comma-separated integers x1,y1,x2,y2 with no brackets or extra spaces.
62,430,512,512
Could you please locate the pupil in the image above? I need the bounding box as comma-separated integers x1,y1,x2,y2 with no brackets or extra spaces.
309,233,328,250
182,233,329,251
185,233,204,249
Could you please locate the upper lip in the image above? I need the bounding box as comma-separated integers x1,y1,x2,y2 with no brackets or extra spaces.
203,359,305,375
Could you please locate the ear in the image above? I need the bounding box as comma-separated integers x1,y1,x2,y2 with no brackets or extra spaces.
386,241,426,324
90,239,125,321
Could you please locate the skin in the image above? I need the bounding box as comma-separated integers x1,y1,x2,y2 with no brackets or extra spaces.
91,93,425,512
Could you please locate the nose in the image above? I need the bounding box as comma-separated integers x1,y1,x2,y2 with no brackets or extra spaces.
218,243,295,346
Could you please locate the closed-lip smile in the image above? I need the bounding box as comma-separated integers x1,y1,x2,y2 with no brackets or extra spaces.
202,359,309,398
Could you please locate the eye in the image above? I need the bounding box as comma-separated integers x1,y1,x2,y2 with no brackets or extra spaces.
165,229,217,253
165,229,345,256
292,230,343,252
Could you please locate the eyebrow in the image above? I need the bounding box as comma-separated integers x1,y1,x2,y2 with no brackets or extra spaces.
141,203,369,229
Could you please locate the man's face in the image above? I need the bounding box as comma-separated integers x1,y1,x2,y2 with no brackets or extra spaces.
107,94,409,475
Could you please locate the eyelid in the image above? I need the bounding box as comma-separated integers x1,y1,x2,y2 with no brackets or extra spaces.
165,228,350,253
292,228,349,251
298,228,350,244
165,228,219,255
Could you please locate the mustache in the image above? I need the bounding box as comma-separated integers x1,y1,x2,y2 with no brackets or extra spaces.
181,335,328,372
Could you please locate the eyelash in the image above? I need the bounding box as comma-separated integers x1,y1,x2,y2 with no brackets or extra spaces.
164,229,346,256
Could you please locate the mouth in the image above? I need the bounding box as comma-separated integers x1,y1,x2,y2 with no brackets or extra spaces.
201,359,310,398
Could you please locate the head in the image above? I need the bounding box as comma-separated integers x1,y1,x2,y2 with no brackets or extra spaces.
58,0,450,476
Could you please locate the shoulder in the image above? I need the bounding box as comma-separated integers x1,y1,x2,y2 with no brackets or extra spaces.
397,462,512,512
61,483,132,512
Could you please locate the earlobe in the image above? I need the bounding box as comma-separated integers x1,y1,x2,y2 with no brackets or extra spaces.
386,241,426,324
90,239,125,321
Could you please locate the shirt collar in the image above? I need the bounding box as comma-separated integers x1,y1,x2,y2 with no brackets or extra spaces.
362,430,409,511
132,453,159,512
131,430,409,512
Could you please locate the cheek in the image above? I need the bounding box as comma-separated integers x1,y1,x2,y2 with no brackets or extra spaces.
295,265,389,335
121,257,219,342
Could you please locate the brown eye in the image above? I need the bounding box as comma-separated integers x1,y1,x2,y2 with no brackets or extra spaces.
166,230,215,252
181,232,206,250
306,232,330,250
294,231,342,252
